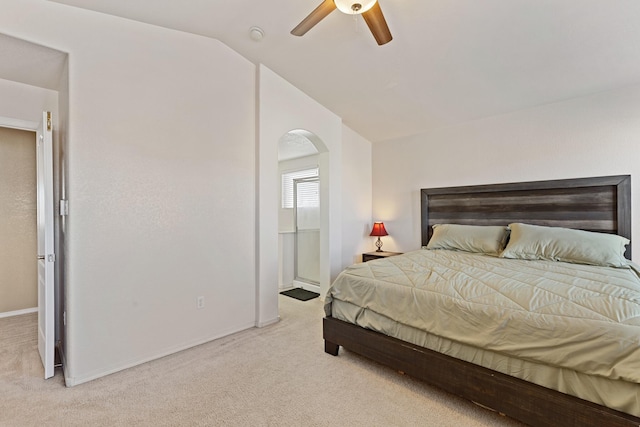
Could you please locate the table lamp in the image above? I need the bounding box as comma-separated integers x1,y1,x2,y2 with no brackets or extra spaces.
370,222,388,252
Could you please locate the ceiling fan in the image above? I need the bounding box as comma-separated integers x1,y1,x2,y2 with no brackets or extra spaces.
291,0,393,46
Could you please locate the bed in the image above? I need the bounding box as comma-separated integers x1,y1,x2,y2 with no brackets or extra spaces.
323,175,640,427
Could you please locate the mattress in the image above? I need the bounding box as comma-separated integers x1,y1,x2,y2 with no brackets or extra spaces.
325,249,640,415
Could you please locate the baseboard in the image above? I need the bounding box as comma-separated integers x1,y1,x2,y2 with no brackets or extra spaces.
63,320,257,387
293,280,320,294
256,316,280,328
0,307,37,319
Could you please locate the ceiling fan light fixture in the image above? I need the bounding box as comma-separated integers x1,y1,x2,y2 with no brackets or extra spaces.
334,0,377,15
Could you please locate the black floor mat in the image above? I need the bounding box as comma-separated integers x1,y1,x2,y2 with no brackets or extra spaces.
280,288,320,301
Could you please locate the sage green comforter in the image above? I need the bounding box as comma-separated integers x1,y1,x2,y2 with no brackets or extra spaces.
325,249,640,384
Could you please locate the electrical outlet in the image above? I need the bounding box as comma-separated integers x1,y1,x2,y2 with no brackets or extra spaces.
196,296,205,309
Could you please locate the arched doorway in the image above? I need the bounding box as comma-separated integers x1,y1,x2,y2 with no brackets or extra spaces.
277,130,328,295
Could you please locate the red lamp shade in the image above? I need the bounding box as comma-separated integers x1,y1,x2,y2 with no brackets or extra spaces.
370,222,388,252
369,222,388,237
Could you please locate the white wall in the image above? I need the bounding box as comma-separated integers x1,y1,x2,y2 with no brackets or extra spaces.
373,84,640,260
0,79,59,127
0,0,256,385
1,0,376,386
259,65,344,315
341,125,373,266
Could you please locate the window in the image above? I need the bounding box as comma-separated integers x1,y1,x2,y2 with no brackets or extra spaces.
281,167,318,209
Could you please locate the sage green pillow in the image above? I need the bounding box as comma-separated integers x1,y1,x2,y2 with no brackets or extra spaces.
500,223,630,268
426,224,509,256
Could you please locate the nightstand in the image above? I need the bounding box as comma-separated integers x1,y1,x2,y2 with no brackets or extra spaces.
362,251,402,262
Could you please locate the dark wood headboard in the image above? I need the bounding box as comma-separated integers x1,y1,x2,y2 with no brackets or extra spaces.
421,175,631,259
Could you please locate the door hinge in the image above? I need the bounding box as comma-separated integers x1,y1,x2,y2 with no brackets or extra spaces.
46,111,52,131
47,254,56,262
60,200,69,216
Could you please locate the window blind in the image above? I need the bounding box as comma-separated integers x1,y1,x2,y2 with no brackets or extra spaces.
281,167,318,209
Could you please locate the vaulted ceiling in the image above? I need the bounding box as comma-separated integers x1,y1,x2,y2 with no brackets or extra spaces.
50,0,640,143
0,33,67,91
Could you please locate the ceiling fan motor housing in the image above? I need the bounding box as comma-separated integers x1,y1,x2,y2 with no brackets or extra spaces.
334,0,377,15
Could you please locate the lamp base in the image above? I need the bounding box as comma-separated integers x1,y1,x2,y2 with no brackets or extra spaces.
375,237,383,252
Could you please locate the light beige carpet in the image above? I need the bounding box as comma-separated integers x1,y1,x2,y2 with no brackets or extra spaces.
0,296,523,426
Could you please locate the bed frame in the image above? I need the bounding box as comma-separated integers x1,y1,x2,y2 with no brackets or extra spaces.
324,175,640,427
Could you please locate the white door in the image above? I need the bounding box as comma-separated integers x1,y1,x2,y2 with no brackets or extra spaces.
294,177,320,290
36,111,55,379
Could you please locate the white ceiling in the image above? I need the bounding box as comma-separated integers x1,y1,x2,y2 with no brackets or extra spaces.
0,33,67,91
278,131,319,162
46,0,640,142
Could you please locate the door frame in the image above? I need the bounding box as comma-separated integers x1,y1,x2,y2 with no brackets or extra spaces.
292,176,320,291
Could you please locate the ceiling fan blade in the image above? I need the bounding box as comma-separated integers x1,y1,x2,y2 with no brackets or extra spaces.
362,2,393,45
291,0,337,36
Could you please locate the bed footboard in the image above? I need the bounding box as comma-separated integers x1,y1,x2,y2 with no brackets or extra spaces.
323,316,640,427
